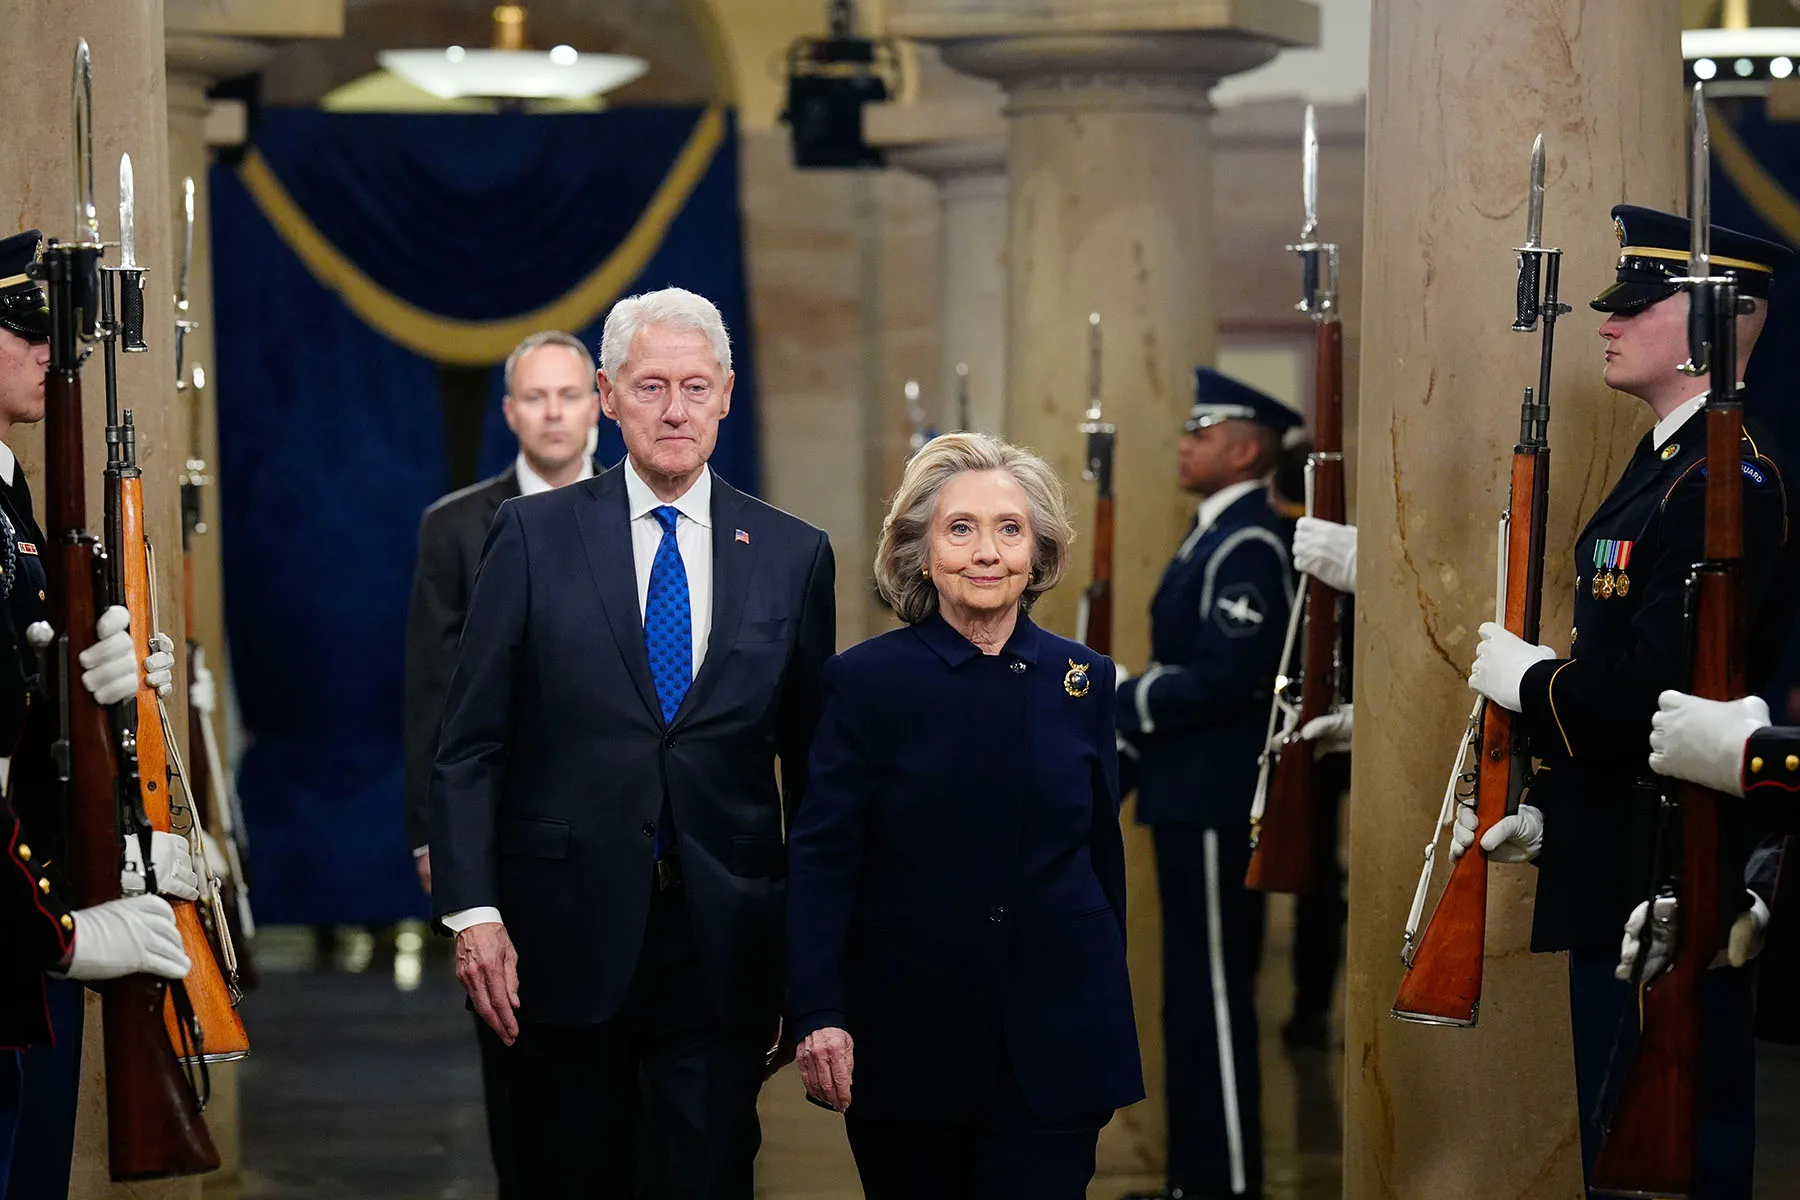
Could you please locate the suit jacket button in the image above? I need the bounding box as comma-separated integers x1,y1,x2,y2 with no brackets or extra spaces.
663,734,675,749
989,905,1006,922
641,822,656,838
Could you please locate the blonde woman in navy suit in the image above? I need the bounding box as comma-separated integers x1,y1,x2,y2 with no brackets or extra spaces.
787,432,1144,1199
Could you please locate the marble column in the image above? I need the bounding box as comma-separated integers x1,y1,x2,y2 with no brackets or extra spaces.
1345,1,1682,1195
0,3,196,1197
886,1,1317,1178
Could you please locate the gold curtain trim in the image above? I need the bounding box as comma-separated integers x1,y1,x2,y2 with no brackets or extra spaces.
1709,109,1800,249
237,106,727,365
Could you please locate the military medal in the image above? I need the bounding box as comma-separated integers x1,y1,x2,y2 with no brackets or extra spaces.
1064,659,1091,698
1614,540,1632,597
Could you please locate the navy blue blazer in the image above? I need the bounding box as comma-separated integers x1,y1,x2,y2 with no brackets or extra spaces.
430,462,835,1027
1117,487,1294,827
786,612,1145,1125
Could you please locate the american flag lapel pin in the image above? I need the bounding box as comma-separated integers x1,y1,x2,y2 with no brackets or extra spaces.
735,528,751,545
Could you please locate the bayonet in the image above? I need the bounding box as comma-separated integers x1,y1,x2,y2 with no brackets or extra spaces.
1300,103,1319,243
175,178,198,387
118,155,137,270
1681,83,1713,377
73,41,100,247
905,379,928,453
114,155,147,353
1080,312,1114,490
1513,133,1562,334
1083,312,1103,425
1523,133,1545,252
954,362,971,433
1288,106,1338,316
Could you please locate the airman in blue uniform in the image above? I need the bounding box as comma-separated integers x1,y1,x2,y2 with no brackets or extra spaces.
1118,369,1299,1200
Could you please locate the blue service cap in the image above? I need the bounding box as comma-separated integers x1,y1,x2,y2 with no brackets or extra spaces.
0,230,47,341
1591,204,1794,313
1186,367,1304,436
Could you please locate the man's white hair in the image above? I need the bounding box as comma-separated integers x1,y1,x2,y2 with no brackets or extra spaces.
600,287,732,378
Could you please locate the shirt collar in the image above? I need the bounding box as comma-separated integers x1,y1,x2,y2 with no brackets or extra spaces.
913,609,1041,668
1653,393,1709,452
0,441,16,488
623,456,713,527
1197,478,1264,534
514,453,594,497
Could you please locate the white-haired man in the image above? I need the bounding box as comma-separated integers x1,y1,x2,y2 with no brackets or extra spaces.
403,329,601,1197
430,288,836,1196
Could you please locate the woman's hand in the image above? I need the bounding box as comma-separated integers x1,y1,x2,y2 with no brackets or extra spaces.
796,1026,855,1112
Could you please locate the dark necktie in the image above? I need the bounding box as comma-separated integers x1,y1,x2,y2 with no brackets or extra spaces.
644,506,692,858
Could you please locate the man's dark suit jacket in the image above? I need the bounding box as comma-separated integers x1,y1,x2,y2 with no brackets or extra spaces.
404,467,520,852
430,462,835,1030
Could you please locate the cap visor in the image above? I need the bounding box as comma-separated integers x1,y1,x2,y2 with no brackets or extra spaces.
1590,280,1677,314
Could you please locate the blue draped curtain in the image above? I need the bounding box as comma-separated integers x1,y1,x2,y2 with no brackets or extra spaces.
210,107,758,924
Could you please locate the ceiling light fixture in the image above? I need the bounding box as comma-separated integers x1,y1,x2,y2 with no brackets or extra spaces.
379,5,647,103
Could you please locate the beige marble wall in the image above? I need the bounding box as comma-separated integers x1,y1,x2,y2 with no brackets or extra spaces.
1344,2,1682,1196
1,1,203,1195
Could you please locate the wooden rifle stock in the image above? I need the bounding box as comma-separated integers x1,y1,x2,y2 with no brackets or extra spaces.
1248,321,1344,893
118,448,248,1061
1393,438,1548,1025
42,241,219,1180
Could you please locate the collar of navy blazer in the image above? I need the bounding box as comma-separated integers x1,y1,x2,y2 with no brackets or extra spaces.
912,609,1043,669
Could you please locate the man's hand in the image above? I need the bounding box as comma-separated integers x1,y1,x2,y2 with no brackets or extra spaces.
79,606,139,706
1293,517,1358,594
1617,890,1770,981
121,831,201,901
455,922,520,1045
1648,691,1771,798
1468,622,1556,713
414,849,432,895
796,1026,855,1112
59,894,190,981
1449,802,1544,864
1299,703,1353,756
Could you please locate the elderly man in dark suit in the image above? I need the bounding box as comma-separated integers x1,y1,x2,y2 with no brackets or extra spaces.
403,329,599,1196
431,287,836,1197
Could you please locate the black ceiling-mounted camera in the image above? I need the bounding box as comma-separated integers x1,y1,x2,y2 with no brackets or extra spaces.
781,0,897,169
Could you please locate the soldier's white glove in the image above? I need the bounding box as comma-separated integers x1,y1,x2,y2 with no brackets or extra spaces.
190,650,217,715
120,831,201,902
1299,703,1353,756
1617,890,1770,981
1648,691,1770,799
144,632,175,699
1468,623,1556,713
1293,517,1358,594
79,605,138,706
1449,802,1544,863
59,894,190,981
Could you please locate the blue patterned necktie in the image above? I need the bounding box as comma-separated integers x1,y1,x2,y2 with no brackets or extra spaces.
644,505,691,858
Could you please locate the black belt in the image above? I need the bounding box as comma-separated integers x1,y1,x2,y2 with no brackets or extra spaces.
654,855,684,893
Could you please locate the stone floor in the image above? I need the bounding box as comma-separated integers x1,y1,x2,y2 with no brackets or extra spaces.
217,911,1800,1199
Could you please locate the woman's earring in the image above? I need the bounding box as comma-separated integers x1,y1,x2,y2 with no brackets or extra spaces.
921,566,930,579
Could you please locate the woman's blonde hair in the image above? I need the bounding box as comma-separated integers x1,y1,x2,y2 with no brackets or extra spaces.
874,432,1075,624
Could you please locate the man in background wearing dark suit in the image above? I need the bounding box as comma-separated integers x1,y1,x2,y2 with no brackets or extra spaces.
431,287,835,1197
403,329,599,1197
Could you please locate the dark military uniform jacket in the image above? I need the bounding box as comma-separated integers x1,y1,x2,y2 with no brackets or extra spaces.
1517,402,1789,952
1117,484,1294,828
0,456,76,1048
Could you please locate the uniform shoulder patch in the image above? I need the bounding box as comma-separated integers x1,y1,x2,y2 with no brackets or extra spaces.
1212,582,1267,638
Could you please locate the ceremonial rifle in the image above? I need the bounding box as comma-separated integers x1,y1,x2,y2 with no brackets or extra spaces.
1590,86,1746,1197
1076,313,1115,655
47,41,218,1179
954,361,972,433
176,174,258,989
1391,133,1565,1026
1247,105,1345,894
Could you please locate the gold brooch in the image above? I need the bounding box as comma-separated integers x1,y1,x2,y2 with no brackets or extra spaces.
1064,659,1091,698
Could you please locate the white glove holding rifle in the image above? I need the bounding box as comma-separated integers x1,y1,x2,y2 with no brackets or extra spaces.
1293,517,1358,594
1449,802,1544,863
120,831,201,902
56,894,190,982
39,606,173,707
1617,890,1770,981
1468,623,1556,713
1648,691,1770,798
1299,704,1353,756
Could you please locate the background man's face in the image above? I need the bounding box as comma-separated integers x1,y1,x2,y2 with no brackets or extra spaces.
1178,422,1257,496
599,323,732,486
0,328,49,431
503,344,600,476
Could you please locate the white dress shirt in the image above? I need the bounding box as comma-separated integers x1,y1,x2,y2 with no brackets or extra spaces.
0,441,17,488
1653,393,1709,451
515,451,594,496
1176,478,1265,563
444,457,716,935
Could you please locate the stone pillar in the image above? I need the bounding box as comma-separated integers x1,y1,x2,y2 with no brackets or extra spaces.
887,2,1317,1179
1345,2,1681,1196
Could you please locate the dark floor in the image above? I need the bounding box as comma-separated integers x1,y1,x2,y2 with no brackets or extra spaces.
227,922,1800,1199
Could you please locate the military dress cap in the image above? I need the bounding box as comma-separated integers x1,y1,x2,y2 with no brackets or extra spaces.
1591,204,1794,314
1185,367,1304,436
0,230,49,340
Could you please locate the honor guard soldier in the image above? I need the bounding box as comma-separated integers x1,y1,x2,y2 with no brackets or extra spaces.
1118,369,1299,1200
1462,206,1793,1197
0,230,196,1197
